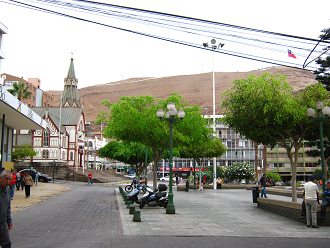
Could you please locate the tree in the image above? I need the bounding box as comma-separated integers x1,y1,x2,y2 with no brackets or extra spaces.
7,81,32,101
99,140,152,176
224,162,254,181
98,94,209,189
7,82,32,146
222,73,328,202
314,28,330,91
12,145,36,162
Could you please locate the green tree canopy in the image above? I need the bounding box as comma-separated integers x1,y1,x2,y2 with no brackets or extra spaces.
12,145,36,161
7,81,31,101
314,28,330,91
222,73,328,202
99,141,152,176
98,94,211,188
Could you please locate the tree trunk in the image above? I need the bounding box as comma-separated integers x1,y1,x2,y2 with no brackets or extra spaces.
254,142,259,181
263,145,267,174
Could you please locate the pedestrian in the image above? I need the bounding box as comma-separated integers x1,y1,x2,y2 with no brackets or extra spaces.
0,170,13,248
87,172,93,185
9,171,16,200
303,176,320,228
35,172,39,186
320,180,330,217
259,174,268,198
15,171,21,191
20,172,25,191
175,175,179,186
23,173,34,198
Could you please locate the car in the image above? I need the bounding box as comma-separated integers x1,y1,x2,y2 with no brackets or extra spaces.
159,176,176,183
124,174,136,179
19,169,52,182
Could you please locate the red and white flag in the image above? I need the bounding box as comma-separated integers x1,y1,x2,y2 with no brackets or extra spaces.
288,49,296,59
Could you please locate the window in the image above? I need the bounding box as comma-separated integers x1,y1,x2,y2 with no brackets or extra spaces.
43,128,50,146
70,152,74,160
42,150,49,159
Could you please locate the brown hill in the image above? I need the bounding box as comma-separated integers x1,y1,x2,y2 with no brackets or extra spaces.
47,66,317,122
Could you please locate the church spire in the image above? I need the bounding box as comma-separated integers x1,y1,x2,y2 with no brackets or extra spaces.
61,57,81,107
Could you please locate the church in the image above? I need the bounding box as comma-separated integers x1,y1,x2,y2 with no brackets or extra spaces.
19,58,86,168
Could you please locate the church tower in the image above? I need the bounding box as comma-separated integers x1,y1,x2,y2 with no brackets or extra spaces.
61,57,81,107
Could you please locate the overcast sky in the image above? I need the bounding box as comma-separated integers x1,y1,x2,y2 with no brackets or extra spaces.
0,0,329,91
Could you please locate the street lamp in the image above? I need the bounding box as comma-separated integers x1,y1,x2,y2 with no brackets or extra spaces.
203,39,224,190
307,101,330,191
157,102,185,214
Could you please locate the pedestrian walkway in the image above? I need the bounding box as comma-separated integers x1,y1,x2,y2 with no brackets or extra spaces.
117,188,329,238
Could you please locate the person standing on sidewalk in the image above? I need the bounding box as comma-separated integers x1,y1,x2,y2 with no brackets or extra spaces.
303,176,320,228
259,174,268,198
23,173,34,198
87,172,93,185
0,170,13,248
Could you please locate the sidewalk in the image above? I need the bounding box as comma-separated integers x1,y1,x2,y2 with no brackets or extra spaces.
11,182,71,213
117,187,329,238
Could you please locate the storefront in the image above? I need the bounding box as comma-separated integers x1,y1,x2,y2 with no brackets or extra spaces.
0,85,47,169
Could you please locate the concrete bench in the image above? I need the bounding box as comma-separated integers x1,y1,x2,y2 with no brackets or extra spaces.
257,198,330,226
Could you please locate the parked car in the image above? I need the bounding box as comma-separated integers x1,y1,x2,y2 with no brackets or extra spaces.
159,176,175,183
19,169,52,182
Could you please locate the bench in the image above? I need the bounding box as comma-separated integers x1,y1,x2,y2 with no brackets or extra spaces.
257,198,330,226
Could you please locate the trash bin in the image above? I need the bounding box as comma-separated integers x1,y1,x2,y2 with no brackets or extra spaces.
217,183,222,189
185,180,189,192
252,186,259,203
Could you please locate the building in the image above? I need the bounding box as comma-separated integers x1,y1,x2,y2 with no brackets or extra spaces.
0,21,47,169
158,114,321,181
0,73,54,107
17,58,86,168
0,21,7,73
158,115,262,178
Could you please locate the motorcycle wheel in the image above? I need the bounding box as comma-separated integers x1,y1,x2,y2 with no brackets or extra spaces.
125,185,133,192
163,202,168,208
139,201,146,209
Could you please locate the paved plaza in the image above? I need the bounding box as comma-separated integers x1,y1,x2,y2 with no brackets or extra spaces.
9,182,330,248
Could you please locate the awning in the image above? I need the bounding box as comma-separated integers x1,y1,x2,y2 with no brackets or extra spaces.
0,86,47,130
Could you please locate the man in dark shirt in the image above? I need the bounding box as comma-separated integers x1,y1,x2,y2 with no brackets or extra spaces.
0,170,13,248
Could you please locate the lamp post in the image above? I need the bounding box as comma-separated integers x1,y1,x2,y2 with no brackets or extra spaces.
157,102,185,214
307,101,330,192
203,39,224,190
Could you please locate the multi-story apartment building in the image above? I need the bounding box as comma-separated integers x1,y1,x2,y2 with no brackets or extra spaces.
0,73,54,107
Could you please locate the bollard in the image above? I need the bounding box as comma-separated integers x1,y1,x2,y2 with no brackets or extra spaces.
129,206,135,214
126,200,133,208
133,210,141,222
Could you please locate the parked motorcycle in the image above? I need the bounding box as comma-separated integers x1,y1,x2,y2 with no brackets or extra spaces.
125,177,139,192
139,184,168,209
127,184,150,204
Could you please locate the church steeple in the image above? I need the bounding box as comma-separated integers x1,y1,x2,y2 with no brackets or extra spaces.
61,57,81,107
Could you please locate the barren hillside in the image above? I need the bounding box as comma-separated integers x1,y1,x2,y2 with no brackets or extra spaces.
47,66,317,122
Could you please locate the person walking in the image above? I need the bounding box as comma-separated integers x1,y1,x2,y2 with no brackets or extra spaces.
23,173,34,198
15,171,21,191
259,174,268,198
0,170,13,248
303,176,320,228
9,171,16,200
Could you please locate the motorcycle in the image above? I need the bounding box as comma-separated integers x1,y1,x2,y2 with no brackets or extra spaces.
125,177,139,192
126,184,150,204
139,184,168,209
